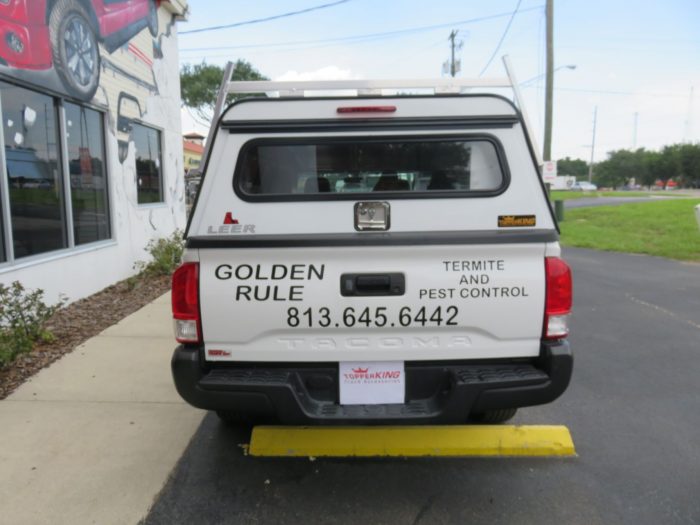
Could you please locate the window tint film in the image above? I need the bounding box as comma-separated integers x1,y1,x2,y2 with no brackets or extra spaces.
238,138,504,197
133,123,163,204
65,103,110,245
1,81,67,258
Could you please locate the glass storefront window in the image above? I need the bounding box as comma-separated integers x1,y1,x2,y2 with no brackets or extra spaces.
0,188,5,263
65,102,110,245
132,123,163,204
1,81,67,258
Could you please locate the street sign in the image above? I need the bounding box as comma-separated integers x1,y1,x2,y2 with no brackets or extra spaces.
542,160,557,183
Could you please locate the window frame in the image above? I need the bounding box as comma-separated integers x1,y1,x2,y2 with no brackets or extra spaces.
232,133,511,203
0,79,114,270
132,121,165,207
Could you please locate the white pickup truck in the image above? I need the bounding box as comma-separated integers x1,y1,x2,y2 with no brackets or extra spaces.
171,78,573,425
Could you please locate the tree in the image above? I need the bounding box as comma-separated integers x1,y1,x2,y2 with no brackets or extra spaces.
641,151,662,188
556,157,588,180
180,60,268,124
646,145,680,188
677,143,700,188
594,149,647,189
581,143,698,189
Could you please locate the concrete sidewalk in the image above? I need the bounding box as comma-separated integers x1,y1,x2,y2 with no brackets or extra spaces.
0,293,204,525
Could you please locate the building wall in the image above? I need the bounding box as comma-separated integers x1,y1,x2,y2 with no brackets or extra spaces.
0,1,188,304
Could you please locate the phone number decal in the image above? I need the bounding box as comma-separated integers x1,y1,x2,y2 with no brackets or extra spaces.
286,306,458,328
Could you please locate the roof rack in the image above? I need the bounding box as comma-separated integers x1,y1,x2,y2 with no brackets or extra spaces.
201,55,541,165
224,77,513,96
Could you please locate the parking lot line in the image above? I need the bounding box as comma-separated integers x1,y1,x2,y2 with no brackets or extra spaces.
249,425,576,457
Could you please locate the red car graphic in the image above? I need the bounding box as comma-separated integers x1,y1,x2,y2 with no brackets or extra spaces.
0,0,158,100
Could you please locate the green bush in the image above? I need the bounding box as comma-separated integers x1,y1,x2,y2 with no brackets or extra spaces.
0,282,65,367
134,230,185,277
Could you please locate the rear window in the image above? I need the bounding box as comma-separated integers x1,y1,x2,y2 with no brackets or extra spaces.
235,136,507,200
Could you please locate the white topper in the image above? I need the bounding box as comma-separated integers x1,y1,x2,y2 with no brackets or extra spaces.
339,362,405,405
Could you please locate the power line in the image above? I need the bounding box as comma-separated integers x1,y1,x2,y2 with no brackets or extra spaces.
479,0,525,77
522,85,688,98
180,0,354,35
179,5,544,53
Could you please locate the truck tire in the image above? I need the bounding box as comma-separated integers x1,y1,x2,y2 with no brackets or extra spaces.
147,0,159,37
471,408,518,424
49,0,100,101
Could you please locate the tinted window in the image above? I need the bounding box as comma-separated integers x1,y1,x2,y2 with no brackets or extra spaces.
132,123,163,204
65,103,110,245
238,138,504,197
1,82,67,258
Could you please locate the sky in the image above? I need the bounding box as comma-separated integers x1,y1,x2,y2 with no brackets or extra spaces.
177,0,700,162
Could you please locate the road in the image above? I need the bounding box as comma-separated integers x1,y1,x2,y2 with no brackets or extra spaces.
144,248,700,525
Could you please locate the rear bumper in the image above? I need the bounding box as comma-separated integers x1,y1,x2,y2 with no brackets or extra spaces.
171,341,573,424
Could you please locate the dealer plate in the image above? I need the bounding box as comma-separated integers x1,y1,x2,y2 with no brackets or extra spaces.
339,361,405,405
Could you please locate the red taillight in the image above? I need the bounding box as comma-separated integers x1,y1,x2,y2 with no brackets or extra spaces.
172,262,201,344
544,257,572,340
337,106,396,114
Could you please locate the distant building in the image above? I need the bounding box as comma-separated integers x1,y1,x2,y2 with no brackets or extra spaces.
183,131,205,145
183,134,204,175
0,1,189,303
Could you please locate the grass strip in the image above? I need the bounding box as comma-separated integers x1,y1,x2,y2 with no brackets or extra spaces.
560,199,700,261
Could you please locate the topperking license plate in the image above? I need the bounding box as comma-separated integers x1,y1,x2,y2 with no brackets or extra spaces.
339,361,405,405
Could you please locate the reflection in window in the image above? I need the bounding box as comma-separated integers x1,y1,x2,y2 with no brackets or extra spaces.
132,124,163,204
1,81,66,258
65,103,110,245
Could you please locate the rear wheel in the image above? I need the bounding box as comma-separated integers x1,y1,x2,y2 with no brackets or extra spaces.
49,0,100,101
471,408,518,424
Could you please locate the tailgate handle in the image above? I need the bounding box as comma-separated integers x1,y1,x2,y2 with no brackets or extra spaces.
341,273,405,296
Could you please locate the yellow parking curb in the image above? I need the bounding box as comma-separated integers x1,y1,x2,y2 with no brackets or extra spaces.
249,425,576,457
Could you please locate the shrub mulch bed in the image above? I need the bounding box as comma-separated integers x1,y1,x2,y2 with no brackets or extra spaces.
0,274,170,400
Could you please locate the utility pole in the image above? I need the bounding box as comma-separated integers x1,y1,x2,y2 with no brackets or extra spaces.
443,30,462,77
588,106,598,183
683,86,694,143
633,112,638,149
543,0,554,161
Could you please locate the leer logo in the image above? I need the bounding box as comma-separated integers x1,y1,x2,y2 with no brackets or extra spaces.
223,212,239,225
206,214,256,234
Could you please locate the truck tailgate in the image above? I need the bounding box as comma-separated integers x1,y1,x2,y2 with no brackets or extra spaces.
198,243,545,362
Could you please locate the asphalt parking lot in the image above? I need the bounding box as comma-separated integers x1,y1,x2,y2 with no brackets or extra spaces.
144,248,700,525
